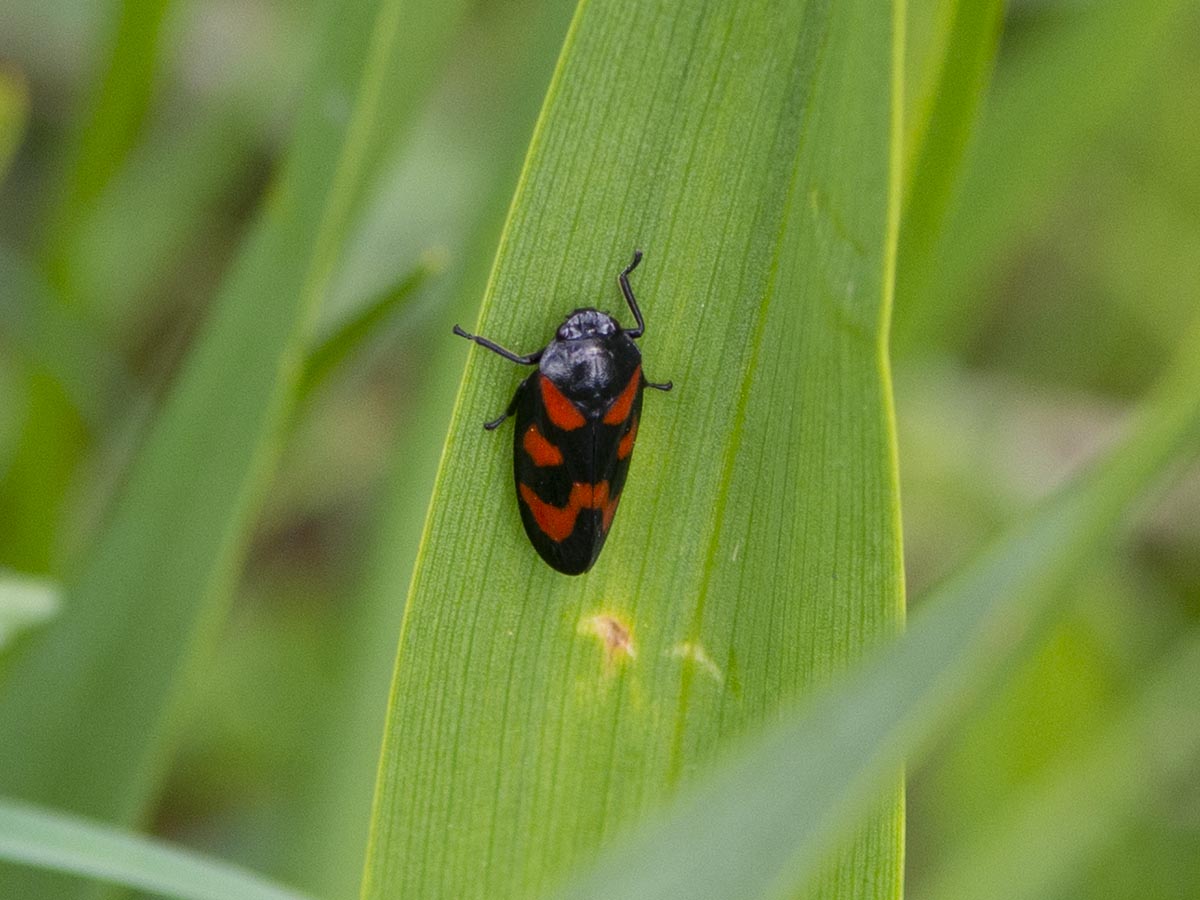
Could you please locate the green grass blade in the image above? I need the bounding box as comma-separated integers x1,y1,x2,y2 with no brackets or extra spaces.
0,573,58,654
362,0,904,897
902,0,950,170
553,317,1200,900
893,0,1004,351
296,258,438,402
58,0,171,205
43,0,174,293
0,0,469,895
901,0,1002,184
0,799,314,900
917,633,1200,900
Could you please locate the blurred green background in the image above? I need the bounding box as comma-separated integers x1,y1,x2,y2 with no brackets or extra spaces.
0,0,1197,898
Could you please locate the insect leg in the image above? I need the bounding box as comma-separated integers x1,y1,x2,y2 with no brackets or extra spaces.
618,249,646,338
453,324,542,365
483,382,525,430
645,379,673,391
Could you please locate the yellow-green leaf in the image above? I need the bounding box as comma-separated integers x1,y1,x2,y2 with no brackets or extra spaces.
362,0,905,896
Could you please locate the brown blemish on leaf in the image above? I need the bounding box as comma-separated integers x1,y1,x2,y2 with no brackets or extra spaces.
579,613,636,670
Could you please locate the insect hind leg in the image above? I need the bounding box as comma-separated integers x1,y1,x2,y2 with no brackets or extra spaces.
482,382,525,430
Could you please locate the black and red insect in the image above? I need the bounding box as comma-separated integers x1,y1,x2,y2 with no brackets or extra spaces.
453,249,672,575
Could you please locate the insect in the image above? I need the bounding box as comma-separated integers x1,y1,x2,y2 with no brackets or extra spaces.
453,249,672,575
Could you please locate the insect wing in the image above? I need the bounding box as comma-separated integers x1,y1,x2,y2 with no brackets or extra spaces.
512,373,640,575
590,370,644,539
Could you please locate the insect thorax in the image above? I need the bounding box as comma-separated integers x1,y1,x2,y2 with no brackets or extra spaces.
540,329,640,418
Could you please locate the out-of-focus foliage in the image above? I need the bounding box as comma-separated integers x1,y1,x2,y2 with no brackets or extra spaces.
0,797,313,900
0,0,1196,898
898,3,1200,900
0,571,58,652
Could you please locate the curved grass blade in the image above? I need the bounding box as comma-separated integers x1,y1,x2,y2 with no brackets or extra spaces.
0,0,470,896
362,0,905,896
553,315,1200,900
0,798,313,900
917,634,1200,900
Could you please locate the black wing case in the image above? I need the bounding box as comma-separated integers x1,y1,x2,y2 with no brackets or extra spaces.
513,372,644,575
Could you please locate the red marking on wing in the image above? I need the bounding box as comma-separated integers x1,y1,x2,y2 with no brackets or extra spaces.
601,488,621,532
523,424,564,467
603,365,641,424
540,375,586,430
617,414,639,460
520,480,612,543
